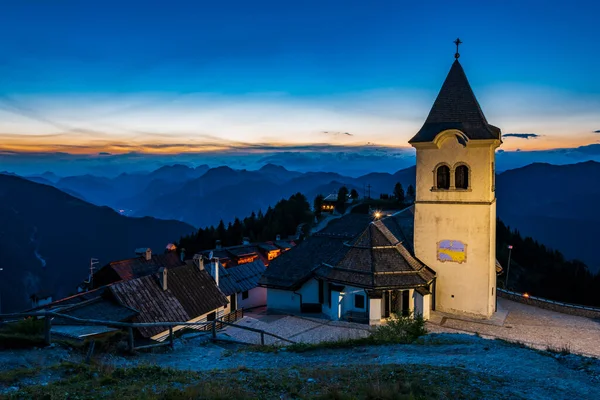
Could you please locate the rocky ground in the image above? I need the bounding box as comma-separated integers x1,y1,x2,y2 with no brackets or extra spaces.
1,333,599,399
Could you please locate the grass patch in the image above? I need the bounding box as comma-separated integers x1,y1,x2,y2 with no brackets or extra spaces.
5,362,506,399
0,367,40,386
0,319,45,350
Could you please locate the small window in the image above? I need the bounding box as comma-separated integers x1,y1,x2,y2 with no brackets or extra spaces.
207,311,216,321
436,165,450,189
455,165,469,189
242,290,249,300
354,294,365,309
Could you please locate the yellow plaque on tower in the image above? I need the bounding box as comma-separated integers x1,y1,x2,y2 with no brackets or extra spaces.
437,240,467,264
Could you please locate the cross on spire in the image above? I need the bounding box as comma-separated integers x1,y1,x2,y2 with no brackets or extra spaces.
454,38,462,59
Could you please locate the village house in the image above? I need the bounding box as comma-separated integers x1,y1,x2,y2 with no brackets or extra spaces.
198,257,267,312
261,52,503,323
197,236,296,268
28,261,229,341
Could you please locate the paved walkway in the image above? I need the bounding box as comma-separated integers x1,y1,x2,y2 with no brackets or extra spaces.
228,300,600,358
222,307,370,345
427,298,600,358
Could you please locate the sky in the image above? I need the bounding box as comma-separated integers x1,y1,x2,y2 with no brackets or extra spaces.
0,0,599,176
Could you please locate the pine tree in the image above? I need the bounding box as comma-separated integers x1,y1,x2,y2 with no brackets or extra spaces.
336,186,349,213
350,189,359,199
314,194,324,217
406,184,415,202
393,182,405,204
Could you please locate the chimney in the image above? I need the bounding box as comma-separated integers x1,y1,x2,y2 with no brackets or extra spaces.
180,248,186,262
216,240,222,250
211,259,220,287
193,254,204,271
242,237,250,245
145,248,152,261
159,267,167,291
276,234,281,241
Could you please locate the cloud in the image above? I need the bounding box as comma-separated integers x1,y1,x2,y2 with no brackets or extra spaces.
594,130,600,133
322,131,353,136
503,133,540,139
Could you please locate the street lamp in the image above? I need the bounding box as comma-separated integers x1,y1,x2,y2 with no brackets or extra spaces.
504,245,513,290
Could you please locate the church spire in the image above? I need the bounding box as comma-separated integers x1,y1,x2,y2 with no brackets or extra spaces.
408,46,501,144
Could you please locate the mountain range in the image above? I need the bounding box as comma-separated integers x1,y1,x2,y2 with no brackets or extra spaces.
0,174,195,312
2,160,598,313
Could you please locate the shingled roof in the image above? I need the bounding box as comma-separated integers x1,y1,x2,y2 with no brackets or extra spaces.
93,252,185,288
110,263,228,338
409,60,501,143
218,260,266,296
260,214,372,289
314,219,435,290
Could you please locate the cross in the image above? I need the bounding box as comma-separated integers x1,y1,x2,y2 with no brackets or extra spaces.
454,38,462,59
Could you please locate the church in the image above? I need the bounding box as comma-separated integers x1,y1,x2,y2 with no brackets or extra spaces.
260,43,503,323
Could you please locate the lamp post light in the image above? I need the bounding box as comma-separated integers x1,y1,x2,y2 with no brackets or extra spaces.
504,245,513,290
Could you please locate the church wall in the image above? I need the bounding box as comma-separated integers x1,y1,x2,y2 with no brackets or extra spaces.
413,131,500,319
414,202,495,317
415,134,496,204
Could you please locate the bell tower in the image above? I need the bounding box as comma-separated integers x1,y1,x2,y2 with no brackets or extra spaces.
409,41,502,318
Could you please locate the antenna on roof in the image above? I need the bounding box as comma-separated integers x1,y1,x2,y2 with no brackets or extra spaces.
88,258,99,289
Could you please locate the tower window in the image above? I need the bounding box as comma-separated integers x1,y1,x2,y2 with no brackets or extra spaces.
436,165,450,189
455,165,469,189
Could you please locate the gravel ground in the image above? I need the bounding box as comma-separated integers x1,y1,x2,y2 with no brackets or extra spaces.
2,298,600,398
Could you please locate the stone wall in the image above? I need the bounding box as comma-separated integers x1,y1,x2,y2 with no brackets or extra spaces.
498,289,600,319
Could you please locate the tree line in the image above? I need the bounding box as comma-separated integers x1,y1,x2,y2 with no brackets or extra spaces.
177,193,313,255
497,219,600,306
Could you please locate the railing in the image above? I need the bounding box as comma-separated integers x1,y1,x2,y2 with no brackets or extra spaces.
0,308,294,353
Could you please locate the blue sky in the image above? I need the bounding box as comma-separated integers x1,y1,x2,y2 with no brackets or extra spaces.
0,0,599,176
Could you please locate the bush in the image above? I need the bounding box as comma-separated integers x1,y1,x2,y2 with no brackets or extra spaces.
372,313,427,344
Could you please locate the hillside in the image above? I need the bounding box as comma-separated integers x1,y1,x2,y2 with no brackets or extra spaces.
0,174,195,312
496,161,600,273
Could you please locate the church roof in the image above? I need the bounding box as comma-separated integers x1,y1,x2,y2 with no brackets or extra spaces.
409,60,501,143
314,218,435,290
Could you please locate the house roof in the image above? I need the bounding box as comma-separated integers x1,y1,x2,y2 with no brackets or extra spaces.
218,259,267,296
52,297,138,325
110,264,228,337
258,243,279,252
102,252,185,281
409,60,501,144
259,214,373,289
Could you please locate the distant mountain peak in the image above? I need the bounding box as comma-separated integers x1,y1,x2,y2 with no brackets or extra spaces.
259,163,288,172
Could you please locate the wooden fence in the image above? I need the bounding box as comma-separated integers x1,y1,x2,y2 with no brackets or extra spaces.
0,308,294,353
